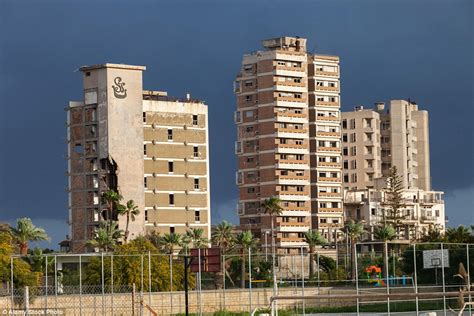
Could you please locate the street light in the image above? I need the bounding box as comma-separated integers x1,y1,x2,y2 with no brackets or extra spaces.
264,231,270,261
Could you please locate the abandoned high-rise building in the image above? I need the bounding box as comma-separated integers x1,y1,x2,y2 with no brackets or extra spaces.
341,101,445,240
234,37,343,253
67,64,211,252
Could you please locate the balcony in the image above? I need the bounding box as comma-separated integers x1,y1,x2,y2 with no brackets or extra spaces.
274,80,306,87
277,174,310,181
275,225,309,233
276,159,308,166
316,131,340,137
274,65,305,73
315,86,339,92
276,143,308,150
317,161,341,168
317,177,341,183
318,192,342,198
318,207,343,213
316,116,340,122
315,101,339,107
421,215,436,223
315,69,339,77
275,190,309,196
317,146,340,153
276,237,305,243
274,96,307,104
282,206,310,212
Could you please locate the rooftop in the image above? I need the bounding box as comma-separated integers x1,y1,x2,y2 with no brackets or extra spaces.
79,63,146,72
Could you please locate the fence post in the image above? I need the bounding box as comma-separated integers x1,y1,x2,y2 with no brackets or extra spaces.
170,253,173,315
222,253,226,309
248,247,252,313
101,252,105,315
198,248,202,316
54,255,58,310
355,243,359,316
79,254,82,315
132,283,136,316
45,255,48,313
25,286,29,314
140,254,144,316
413,244,419,315
148,251,152,311
10,257,14,313
385,242,390,316
317,253,320,291
111,254,114,316
466,244,471,314
301,246,305,315
441,243,446,316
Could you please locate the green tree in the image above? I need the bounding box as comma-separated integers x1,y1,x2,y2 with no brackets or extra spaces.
10,218,50,255
87,221,123,252
186,228,209,249
158,233,181,254
0,231,40,306
262,196,283,286
101,189,123,226
374,224,396,278
211,221,235,289
419,224,444,242
445,225,474,243
383,166,407,230
343,219,365,280
83,238,194,292
304,229,327,278
235,230,257,288
117,200,140,244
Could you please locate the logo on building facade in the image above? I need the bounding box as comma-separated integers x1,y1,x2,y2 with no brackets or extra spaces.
112,77,127,99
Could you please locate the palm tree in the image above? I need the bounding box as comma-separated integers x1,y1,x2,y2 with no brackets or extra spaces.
101,189,123,225
10,217,50,255
87,221,123,252
304,230,327,279
374,224,396,279
180,233,192,255
117,200,140,243
211,221,235,289
186,228,209,249
343,219,365,280
158,233,181,254
235,230,257,288
262,196,283,288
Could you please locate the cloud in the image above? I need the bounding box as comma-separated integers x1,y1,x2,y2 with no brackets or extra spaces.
444,186,474,228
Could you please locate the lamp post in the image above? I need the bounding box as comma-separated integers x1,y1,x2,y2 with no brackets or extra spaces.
265,231,270,261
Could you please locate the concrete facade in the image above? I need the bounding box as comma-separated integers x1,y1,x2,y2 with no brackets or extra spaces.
234,37,343,253
67,64,211,252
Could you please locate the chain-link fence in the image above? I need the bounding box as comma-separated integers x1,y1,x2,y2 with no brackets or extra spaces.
1,243,472,315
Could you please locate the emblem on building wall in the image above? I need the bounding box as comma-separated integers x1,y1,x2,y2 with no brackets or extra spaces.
112,77,127,99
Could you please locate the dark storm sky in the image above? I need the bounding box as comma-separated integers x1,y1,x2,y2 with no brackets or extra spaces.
0,0,472,248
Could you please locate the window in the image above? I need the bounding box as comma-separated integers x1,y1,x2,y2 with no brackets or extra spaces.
371,208,376,216
351,147,357,156
245,110,253,118
144,144,147,155
320,218,327,223
351,173,357,183
170,227,175,234
168,161,174,173
247,157,254,163
168,129,173,140
244,64,253,71
296,186,304,192
143,112,146,123
195,211,201,222
343,147,348,155
247,187,255,194
144,210,148,222
342,134,348,142
169,194,175,205
343,160,348,169
192,115,198,125
144,177,147,188
194,178,200,190
244,80,253,87
350,133,356,142
342,119,347,129
245,95,253,102
350,119,356,129
351,160,357,169
193,146,199,158
343,174,349,183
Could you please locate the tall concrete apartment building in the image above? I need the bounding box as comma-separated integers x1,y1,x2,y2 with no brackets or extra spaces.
341,100,445,240
341,100,431,191
67,63,210,252
234,37,343,253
